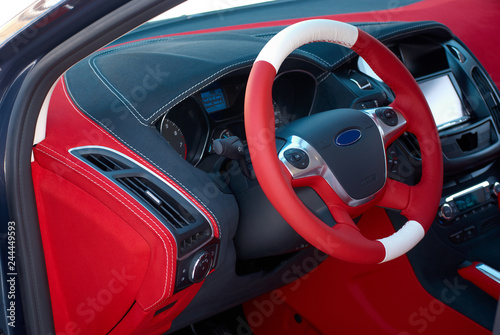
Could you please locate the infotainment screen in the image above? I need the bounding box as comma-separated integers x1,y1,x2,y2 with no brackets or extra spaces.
418,74,468,129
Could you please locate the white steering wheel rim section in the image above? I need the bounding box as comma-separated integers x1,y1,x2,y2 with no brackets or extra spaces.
253,19,427,263
377,220,425,263
255,19,359,72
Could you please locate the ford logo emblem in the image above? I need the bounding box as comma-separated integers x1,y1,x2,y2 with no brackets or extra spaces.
335,129,362,147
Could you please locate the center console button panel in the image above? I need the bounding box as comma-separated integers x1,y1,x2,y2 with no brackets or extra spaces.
435,179,500,244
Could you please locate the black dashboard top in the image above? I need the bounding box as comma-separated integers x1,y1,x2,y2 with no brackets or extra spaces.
65,21,451,125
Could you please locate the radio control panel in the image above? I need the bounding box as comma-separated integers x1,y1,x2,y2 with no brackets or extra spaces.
438,181,492,222
436,180,500,244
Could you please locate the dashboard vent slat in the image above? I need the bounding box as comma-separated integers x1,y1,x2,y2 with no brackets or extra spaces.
472,67,500,128
117,176,196,229
81,153,130,171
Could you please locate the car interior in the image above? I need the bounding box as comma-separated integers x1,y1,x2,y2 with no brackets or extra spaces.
24,0,500,334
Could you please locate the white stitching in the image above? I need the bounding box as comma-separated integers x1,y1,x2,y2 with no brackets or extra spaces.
87,39,171,126
317,72,332,85
35,144,174,311
89,59,149,127
294,49,332,67
62,79,222,238
88,40,254,124
146,59,255,124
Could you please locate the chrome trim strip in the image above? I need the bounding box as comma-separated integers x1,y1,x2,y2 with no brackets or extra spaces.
360,107,407,145
69,145,214,261
349,77,372,90
445,181,490,202
476,263,500,285
278,135,384,207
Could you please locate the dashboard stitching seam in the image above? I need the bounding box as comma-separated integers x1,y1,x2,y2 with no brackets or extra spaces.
86,47,254,125
294,49,332,67
89,59,149,127
64,79,222,238
253,33,278,39
147,59,255,124
317,72,332,85
86,38,173,126
34,144,174,311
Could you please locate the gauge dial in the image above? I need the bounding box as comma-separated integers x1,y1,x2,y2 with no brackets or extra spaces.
161,118,187,159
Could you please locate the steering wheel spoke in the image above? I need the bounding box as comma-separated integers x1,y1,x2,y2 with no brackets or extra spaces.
361,107,407,147
378,178,411,211
279,136,380,207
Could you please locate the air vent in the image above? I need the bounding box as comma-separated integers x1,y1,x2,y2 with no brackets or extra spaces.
81,153,130,172
180,229,211,255
116,176,196,229
472,67,500,127
399,133,421,159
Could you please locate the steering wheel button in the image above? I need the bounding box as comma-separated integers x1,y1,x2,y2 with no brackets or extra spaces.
376,108,398,126
284,149,309,169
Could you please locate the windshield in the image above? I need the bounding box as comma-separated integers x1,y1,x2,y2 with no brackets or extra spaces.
140,0,422,35
152,0,278,21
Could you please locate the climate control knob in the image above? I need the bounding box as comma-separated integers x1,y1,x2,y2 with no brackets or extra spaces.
189,251,213,283
439,203,454,221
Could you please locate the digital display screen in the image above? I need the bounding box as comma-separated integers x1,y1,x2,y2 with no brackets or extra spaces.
201,88,227,112
454,189,485,212
418,74,467,128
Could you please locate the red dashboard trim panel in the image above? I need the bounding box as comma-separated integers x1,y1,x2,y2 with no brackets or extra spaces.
32,79,216,334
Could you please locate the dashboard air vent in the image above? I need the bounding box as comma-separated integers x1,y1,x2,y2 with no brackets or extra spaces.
472,67,500,127
81,153,130,171
116,176,196,229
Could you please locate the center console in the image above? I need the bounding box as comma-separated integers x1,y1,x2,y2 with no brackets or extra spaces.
364,31,500,330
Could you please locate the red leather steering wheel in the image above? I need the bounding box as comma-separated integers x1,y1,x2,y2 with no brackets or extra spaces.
244,20,443,264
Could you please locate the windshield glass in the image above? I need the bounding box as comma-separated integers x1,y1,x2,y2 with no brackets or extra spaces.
152,0,277,21
140,0,422,35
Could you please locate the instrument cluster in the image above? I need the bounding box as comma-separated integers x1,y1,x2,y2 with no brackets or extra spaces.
158,70,317,165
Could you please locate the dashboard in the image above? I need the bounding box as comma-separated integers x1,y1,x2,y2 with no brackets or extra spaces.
56,19,500,333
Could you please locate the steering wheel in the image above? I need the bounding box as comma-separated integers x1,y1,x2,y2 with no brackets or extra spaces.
244,19,443,264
